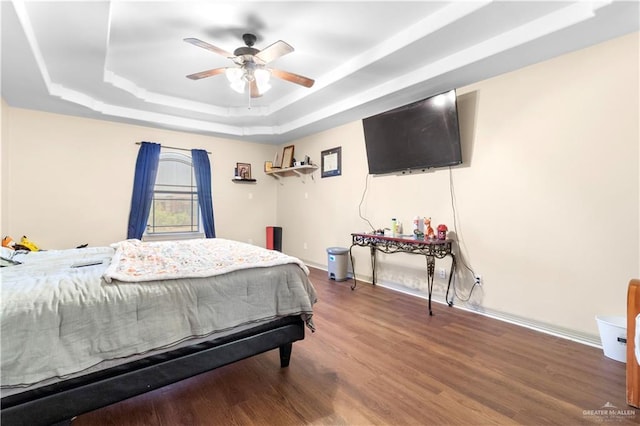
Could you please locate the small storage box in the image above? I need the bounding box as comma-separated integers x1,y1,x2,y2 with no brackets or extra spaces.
596,315,627,363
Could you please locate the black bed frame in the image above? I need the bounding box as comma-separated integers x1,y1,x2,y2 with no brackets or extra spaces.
1,316,305,426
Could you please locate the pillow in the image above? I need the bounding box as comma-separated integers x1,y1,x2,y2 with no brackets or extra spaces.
0,247,22,266
1,246,15,260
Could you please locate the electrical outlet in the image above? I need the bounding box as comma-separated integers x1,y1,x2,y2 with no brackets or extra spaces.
474,274,482,286
438,268,446,279
303,242,308,250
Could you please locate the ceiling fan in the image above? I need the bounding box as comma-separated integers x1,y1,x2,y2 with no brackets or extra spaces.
184,33,315,98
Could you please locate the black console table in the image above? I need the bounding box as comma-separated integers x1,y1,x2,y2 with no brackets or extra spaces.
349,233,456,316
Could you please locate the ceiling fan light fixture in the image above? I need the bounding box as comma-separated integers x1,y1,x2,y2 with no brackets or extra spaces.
230,79,246,94
254,68,272,94
225,67,246,93
225,66,271,96
225,67,244,83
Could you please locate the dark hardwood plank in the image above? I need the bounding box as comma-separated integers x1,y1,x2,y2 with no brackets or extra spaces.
74,267,636,425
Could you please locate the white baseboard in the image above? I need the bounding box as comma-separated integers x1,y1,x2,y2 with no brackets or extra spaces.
304,261,602,349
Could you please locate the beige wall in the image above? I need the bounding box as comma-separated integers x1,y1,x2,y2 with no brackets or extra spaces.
2,32,638,340
1,110,278,248
277,32,640,340
1,99,8,234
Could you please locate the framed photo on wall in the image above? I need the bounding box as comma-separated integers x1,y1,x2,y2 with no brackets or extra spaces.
282,145,295,169
321,147,342,178
236,162,252,179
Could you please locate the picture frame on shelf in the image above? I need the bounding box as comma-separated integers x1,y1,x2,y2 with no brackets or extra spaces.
236,162,252,180
272,151,282,169
264,161,273,172
321,147,342,178
282,145,295,169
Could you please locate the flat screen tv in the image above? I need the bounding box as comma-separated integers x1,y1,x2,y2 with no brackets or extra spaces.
362,89,462,175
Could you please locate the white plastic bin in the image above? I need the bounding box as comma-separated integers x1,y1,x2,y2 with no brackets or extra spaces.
327,247,349,281
596,315,626,363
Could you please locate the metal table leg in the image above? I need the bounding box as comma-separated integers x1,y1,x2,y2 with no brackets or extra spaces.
426,255,435,316
349,245,357,290
348,244,377,291
370,246,377,286
445,253,456,307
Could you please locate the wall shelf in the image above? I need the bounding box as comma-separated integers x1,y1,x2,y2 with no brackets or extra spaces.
231,178,257,183
265,164,318,180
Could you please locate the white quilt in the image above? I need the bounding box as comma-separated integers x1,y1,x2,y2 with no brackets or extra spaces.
1,241,316,389
103,238,309,282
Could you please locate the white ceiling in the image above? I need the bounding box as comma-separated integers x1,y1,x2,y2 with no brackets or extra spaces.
2,1,638,144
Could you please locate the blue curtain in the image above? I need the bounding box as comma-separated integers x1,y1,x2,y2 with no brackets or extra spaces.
192,149,216,238
127,142,161,239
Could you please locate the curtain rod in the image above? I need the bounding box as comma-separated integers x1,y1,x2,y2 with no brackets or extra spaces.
135,142,211,154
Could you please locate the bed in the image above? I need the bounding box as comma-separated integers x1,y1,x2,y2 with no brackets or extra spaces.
627,278,640,408
0,238,317,425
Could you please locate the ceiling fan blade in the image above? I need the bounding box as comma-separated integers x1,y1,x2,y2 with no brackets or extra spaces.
255,40,293,64
249,79,262,98
270,69,315,88
186,67,226,80
184,38,235,59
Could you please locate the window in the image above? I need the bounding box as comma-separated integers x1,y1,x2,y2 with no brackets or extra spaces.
146,152,200,234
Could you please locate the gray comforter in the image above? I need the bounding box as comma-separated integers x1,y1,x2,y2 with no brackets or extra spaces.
1,245,316,388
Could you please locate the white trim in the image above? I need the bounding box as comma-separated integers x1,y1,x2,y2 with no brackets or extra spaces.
304,260,601,348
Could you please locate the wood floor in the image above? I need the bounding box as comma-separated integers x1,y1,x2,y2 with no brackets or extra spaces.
75,267,635,425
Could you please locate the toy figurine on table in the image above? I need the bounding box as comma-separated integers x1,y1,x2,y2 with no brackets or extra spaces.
424,217,435,239
437,224,448,240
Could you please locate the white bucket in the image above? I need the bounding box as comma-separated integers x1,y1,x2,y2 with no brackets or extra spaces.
596,315,627,363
